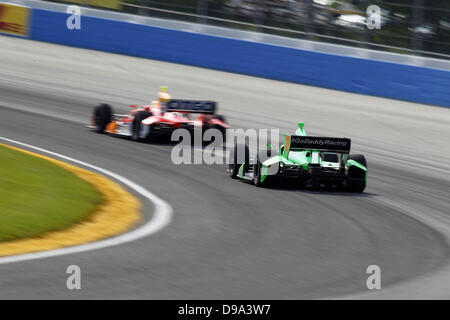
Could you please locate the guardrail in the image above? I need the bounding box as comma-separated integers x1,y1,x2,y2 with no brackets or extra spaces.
1,1,450,107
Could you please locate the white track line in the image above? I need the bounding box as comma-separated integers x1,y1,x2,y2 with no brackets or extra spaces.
0,136,173,265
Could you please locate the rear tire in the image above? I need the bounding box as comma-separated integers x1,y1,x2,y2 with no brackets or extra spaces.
212,114,226,123
212,114,227,144
132,111,153,141
228,143,249,179
93,104,112,133
347,154,367,192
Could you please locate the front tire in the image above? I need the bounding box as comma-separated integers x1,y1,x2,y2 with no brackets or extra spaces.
228,143,249,179
132,111,153,141
253,156,270,187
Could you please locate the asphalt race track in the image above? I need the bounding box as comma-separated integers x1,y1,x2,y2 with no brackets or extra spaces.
0,36,449,299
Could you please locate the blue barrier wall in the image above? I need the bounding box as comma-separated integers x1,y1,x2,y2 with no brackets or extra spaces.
30,8,450,107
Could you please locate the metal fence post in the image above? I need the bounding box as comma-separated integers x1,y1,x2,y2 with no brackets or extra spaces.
306,0,316,38
360,0,369,48
411,0,424,53
137,0,147,16
254,0,264,32
197,0,208,24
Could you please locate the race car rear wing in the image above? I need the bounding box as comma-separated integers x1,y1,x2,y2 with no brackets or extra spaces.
164,100,217,114
285,135,351,153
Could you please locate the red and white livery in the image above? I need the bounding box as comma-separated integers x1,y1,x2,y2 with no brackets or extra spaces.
89,86,229,141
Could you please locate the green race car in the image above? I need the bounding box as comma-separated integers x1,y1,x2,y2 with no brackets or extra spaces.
228,122,367,192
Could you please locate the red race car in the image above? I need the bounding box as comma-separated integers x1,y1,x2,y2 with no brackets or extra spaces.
89,86,229,142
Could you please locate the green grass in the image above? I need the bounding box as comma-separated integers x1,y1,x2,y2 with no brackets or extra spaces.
0,145,102,242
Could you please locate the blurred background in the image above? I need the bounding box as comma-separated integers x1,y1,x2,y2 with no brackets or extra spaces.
46,0,450,59
1,0,450,300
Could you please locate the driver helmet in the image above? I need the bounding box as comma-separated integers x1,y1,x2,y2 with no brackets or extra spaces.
158,86,171,103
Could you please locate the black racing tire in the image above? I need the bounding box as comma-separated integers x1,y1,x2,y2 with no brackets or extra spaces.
212,114,227,144
93,104,112,133
212,125,227,145
228,143,249,179
132,110,153,141
347,154,367,192
212,114,226,123
349,154,367,168
253,156,270,187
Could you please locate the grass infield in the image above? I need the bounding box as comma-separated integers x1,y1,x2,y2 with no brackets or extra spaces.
0,144,102,242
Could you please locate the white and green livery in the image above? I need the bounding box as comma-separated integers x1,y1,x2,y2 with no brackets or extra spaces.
228,122,367,192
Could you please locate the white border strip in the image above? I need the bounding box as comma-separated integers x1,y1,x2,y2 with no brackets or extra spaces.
0,136,173,265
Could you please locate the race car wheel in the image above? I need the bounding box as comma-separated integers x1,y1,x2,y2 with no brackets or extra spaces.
212,114,226,123
93,104,112,133
347,154,367,192
212,114,227,144
253,157,269,187
132,110,153,141
213,125,227,144
228,143,249,179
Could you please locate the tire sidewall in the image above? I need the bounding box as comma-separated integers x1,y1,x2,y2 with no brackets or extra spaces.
132,111,152,141
347,154,367,192
94,104,112,133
